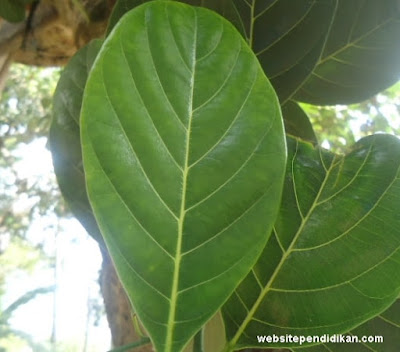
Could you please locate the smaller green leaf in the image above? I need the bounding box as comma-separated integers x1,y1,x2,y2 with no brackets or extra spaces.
0,0,26,22
281,101,318,144
50,39,104,246
222,134,400,350
297,298,400,352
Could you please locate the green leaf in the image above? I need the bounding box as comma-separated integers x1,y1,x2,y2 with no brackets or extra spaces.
349,298,400,352
0,0,26,22
222,135,400,350
232,0,338,104
282,101,318,144
50,39,104,247
107,0,338,104
106,0,143,35
295,0,400,105
106,0,244,36
81,2,286,351
297,298,400,351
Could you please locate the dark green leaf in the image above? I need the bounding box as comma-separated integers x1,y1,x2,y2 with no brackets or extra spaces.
81,2,286,351
0,0,26,22
295,0,400,105
297,298,400,352
50,39,104,247
282,101,318,144
350,298,400,352
106,0,144,35
222,135,400,350
239,0,338,104
106,0,245,35
107,0,338,104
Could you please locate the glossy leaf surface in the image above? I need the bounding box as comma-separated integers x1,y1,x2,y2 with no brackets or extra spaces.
296,0,400,105
282,101,318,144
222,135,400,349
50,39,104,246
298,298,400,352
81,2,286,352
107,0,338,104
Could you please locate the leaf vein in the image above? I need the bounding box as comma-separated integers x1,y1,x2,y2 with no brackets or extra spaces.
186,115,275,212
182,189,271,256
119,36,184,173
255,2,315,57
101,66,180,221
190,56,257,167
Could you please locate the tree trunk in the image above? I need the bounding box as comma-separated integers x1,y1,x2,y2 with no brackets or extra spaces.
100,250,153,351
0,0,114,71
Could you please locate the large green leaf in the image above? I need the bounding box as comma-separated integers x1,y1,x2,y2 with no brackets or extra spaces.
107,0,338,104
298,298,400,351
222,135,400,350
50,39,104,247
295,0,400,105
81,2,286,352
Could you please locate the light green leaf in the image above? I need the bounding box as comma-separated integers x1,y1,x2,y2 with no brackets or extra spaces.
295,0,400,105
81,2,286,352
281,101,318,145
222,135,400,350
50,39,104,247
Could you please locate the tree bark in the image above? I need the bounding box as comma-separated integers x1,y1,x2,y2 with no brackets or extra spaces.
100,250,153,352
0,0,114,69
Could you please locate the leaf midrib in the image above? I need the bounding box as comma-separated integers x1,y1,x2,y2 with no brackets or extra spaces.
164,8,198,352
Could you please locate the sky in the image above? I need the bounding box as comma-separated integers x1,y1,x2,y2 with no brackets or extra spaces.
2,137,111,352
